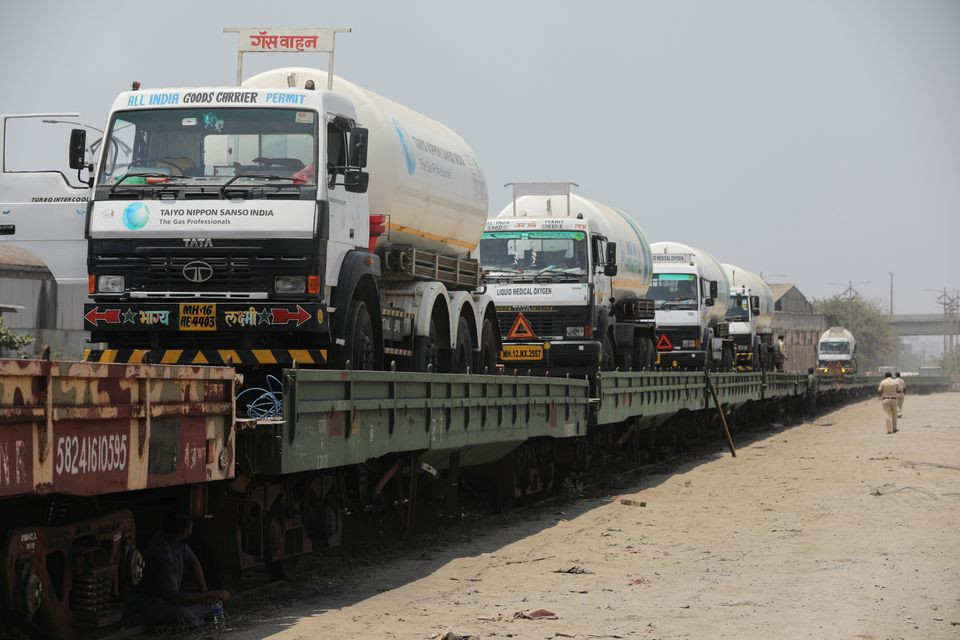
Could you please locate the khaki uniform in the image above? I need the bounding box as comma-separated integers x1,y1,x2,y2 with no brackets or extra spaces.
877,378,900,434
895,377,906,417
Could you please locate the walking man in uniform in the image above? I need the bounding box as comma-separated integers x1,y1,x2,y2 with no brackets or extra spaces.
806,367,819,421
895,372,906,418
877,372,900,434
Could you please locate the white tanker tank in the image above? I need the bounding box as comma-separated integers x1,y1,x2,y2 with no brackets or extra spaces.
493,193,653,300
722,264,775,330
244,67,488,256
651,242,730,322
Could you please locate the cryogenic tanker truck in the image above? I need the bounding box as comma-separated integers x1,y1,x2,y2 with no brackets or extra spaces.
817,327,857,374
649,242,733,370
722,264,776,371
478,183,655,373
78,67,500,373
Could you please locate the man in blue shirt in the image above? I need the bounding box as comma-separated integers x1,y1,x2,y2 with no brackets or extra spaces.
137,512,230,627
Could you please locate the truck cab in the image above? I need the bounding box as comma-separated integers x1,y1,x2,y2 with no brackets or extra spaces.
482,217,607,372
649,249,733,371
817,327,857,374
479,185,655,375
81,87,371,368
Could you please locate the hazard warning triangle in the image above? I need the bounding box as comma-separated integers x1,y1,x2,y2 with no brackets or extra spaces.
507,313,537,340
656,333,673,351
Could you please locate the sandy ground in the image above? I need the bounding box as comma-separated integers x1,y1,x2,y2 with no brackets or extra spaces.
229,392,960,640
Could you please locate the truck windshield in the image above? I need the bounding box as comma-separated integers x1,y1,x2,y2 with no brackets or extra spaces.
727,293,749,320
820,341,850,354
649,273,698,308
97,108,318,187
479,230,588,278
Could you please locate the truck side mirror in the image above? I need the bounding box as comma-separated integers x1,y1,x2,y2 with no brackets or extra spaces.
704,297,715,307
344,169,369,194
604,263,618,277
709,280,718,299
605,241,617,265
69,128,86,170
348,127,368,168
750,295,760,315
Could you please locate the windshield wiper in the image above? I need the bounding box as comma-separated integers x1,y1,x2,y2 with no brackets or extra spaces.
533,267,581,283
110,173,182,193
219,174,302,198
659,298,697,309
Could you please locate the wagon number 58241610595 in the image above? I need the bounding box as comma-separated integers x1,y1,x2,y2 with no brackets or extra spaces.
55,434,128,475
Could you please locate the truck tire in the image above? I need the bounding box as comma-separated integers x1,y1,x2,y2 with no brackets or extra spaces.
413,319,442,372
452,316,474,373
342,299,378,370
601,334,616,371
478,319,498,374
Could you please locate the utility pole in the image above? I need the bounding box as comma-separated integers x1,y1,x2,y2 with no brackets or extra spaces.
829,280,870,331
929,288,960,368
889,272,893,316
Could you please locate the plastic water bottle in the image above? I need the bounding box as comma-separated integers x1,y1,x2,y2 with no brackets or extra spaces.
210,600,225,628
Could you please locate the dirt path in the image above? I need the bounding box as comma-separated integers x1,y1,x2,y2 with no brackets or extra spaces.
230,392,960,640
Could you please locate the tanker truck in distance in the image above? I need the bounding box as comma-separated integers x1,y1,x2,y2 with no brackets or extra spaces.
478,183,655,373
649,242,733,370
817,327,857,374
722,264,776,371
78,67,500,373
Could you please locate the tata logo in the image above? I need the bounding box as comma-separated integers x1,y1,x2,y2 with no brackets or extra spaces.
122,202,150,230
182,260,213,283
392,117,417,175
183,238,213,248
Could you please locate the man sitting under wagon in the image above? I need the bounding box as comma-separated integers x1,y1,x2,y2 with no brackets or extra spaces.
133,512,230,627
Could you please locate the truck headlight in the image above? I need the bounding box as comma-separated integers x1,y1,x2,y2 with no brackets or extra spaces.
565,326,585,338
275,275,306,294
97,275,125,293
682,339,696,348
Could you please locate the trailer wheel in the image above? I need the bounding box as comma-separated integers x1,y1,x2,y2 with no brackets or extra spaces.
478,319,498,374
721,346,733,372
343,299,378,370
265,555,300,581
452,317,474,373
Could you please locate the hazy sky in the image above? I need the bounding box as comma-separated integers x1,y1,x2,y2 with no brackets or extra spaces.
2,0,957,313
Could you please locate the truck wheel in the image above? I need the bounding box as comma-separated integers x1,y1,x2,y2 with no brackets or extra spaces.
343,299,378,370
413,319,442,372
632,339,645,371
452,317,474,373
721,346,733,372
478,319,498,374
601,335,616,371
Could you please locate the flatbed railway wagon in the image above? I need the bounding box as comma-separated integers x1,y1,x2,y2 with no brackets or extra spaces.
0,358,235,639
2,358,951,639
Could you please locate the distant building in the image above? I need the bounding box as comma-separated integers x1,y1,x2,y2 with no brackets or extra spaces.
769,283,828,372
0,246,85,358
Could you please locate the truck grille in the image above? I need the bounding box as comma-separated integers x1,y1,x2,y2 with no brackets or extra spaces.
498,309,589,340
657,327,701,349
94,254,306,292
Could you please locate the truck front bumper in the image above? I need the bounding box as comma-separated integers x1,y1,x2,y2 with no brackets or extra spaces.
83,300,329,365
499,340,601,374
655,350,706,369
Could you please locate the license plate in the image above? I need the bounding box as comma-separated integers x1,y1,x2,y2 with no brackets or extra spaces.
500,344,544,361
178,303,217,331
